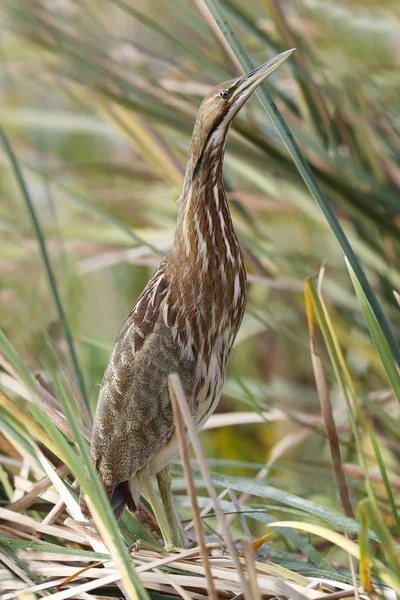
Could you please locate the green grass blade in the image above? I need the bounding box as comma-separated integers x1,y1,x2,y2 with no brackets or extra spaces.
268,520,400,593
0,538,110,560
217,0,298,113
357,499,372,593
0,463,13,500
1,546,42,585
305,278,400,535
0,127,89,409
346,259,400,404
174,464,334,571
363,498,400,583
368,428,400,536
265,1,331,147
244,509,336,573
202,0,400,367
0,329,37,391
206,472,356,535
111,0,228,80
0,412,39,466
206,470,400,552
222,0,329,99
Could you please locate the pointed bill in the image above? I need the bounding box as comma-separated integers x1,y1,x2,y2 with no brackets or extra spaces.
232,49,295,100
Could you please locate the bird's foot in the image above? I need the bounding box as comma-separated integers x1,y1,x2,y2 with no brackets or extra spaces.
129,540,222,554
163,544,184,554
128,540,184,554
189,541,223,554
161,541,223,554
128,540,164,553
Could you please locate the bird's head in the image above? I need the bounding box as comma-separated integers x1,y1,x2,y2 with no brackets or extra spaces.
187,49,294,180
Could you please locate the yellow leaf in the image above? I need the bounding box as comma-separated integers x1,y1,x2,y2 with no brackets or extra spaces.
267,521,399,594
240,533,272,557
0,391,64,461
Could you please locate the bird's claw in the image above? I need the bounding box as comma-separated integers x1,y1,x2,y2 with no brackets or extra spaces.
129,540,221,554
163,545,184,553
128,540,164,553
189,541,223,554
128,540,183,554
162,542,222,554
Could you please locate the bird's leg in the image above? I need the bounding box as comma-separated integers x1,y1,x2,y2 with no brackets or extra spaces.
157,466,182,549
137,464,182,553
157,468,221,554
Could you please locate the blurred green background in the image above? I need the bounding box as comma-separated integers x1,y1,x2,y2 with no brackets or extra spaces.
1,0,400,518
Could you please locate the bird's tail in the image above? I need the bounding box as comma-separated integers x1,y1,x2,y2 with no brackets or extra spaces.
80,478,162,538
110,481,136,518
79,480,136,520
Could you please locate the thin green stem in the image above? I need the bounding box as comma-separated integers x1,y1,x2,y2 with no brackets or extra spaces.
0,127,89,410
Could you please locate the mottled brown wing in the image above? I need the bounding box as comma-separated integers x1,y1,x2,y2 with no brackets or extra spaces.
87,262,196,505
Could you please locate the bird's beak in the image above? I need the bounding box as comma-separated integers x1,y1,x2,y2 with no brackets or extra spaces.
232,48,295,101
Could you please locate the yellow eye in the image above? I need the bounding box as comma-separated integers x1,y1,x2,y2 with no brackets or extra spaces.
219,89,229,100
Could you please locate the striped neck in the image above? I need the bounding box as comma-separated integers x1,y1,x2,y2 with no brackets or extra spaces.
167,111,247,365
174,123,238,272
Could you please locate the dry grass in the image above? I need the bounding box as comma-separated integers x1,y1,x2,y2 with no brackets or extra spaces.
0,372,394,599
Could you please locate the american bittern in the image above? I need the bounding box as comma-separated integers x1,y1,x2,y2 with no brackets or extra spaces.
80,49,294,551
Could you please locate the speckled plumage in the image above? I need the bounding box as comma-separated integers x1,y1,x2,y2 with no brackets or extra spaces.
80,50,293,521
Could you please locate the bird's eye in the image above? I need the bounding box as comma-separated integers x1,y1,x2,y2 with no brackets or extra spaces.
219,89,229,100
